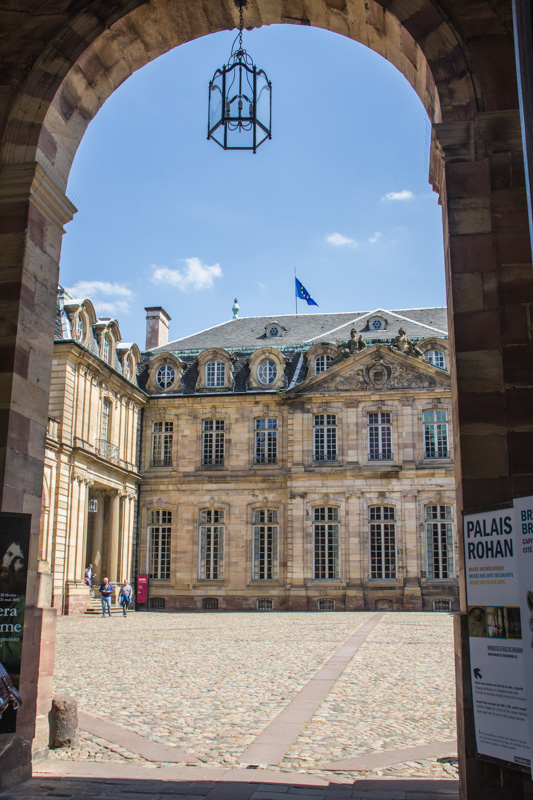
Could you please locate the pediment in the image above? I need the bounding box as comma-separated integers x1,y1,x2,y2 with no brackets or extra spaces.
290,345,451,395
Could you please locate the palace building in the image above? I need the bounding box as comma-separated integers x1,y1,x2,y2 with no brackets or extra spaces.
40,291,458,613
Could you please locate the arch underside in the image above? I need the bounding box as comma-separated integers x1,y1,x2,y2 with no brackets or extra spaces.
2,0,511,193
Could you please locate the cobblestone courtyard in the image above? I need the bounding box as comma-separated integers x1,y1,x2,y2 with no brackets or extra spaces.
51,611,458,782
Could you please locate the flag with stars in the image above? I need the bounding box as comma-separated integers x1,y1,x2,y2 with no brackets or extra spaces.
295,277,318,306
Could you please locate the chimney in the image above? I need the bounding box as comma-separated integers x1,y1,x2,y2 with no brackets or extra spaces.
145,307,171,350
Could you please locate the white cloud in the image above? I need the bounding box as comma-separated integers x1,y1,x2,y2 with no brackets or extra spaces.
66,281,133,316
381,190,415,202
368,231,382,244
256,281,267,291
326,232,359,248
151,257,223,292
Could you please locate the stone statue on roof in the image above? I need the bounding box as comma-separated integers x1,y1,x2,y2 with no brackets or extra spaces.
332,329,367,364
389,327,424,360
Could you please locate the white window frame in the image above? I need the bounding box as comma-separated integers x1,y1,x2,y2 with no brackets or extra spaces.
369,506,396,579
368,412,392,461
76,314,85,342
254,418,277,464
257,359,277,385
206,360,225,388
151,420,173,467
423,409,449,459
156,364,175,390
149,510,172,580
101,397,111,442
199,509,224,580
313,507,340,580
102,334,110,363
314,354,333,375
313,414,337,462
252,509,279,580
425,505,454,579
425,349,446,369
202,419,225,465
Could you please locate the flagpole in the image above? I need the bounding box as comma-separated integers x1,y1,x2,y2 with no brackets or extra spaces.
294,266,297,316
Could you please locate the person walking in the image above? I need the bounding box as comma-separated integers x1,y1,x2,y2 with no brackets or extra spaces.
119,578,133,616
99,577,113,617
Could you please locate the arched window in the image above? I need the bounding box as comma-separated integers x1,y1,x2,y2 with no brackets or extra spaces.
206,360,225,388
156,363,175,390
257,358,277,385
101,398,111,441
314,354,333,375
369,506,396,579
424,349,445,369
425,505,454,579
76,314,85,343
102,334,110,363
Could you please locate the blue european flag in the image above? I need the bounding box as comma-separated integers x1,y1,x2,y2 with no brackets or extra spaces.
295,277,318,306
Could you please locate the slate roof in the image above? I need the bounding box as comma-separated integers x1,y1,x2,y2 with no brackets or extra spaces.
151,308,448,355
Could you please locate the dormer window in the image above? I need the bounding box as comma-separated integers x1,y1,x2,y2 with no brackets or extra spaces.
206,360,225,388
268,326,280,338
102,334,110,364
425,349,445,370
315,354,333,375
156,364,176,390
257,359,277,385
369,317,385,331
76,315,85,343
124,355,131,380
264,321,286,339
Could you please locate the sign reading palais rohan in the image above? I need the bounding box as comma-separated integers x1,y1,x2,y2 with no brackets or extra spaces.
464,502,533,773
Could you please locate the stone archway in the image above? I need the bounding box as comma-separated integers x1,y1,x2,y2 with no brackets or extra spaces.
0,3,531,798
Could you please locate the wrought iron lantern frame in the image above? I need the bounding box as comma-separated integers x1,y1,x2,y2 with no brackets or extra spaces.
207,0,272,153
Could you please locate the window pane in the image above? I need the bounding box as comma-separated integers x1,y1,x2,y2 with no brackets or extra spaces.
369,507,396,578
314,414,337,462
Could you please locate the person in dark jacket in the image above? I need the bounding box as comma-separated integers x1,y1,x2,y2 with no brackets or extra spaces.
99,577,113,617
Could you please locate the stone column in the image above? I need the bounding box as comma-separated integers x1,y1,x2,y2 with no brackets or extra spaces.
91,492,104,575
435,110,533,800
107,492,120,587
0,161,76,788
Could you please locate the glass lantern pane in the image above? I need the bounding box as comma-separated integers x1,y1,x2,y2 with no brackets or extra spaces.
256,70,271,132
209,71,224,131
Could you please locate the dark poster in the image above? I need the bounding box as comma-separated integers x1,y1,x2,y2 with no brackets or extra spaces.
0,513,30,733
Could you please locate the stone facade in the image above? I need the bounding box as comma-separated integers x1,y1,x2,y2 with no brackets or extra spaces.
40,289,146,613
138,308,458,613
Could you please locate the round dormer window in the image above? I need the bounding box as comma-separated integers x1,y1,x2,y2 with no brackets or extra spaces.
371,318,384,330
156,364,175,390
268,326,280,338
257,359,277,385
76,315,85,343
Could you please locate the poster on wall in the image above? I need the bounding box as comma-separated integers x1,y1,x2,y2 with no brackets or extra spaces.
463,505,531,770
513,494,533,777
0,512,30,734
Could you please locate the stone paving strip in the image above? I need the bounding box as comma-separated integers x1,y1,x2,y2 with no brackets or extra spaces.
240,615,384,765
50,612,457,783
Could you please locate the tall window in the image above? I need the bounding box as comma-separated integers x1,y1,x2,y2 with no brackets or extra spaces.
76,314,85,342
423,409,449,458
424,349,445,369
199,509,224,579
255,418,277,464
151,421,173,466
123,355,131,380
102,334,110,363
206,360,225,388
314,414,337,462
149,510,172,579
426,505,454,579
101,398,110,441
253,509,278,580
313,507,339,580
202,419,225,465
369,506,396,579
368,412,392,460
314,354,333,375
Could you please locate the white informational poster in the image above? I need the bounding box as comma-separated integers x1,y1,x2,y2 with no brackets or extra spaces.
513,494,533,777
463,506,531,770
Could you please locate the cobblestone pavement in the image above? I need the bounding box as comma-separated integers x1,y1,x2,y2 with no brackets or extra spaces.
50,612,458,783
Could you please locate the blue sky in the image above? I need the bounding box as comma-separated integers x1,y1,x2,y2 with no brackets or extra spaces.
60,23,445,348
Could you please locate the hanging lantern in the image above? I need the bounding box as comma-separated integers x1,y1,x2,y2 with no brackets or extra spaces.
88,498,98,513
208,0,272,153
